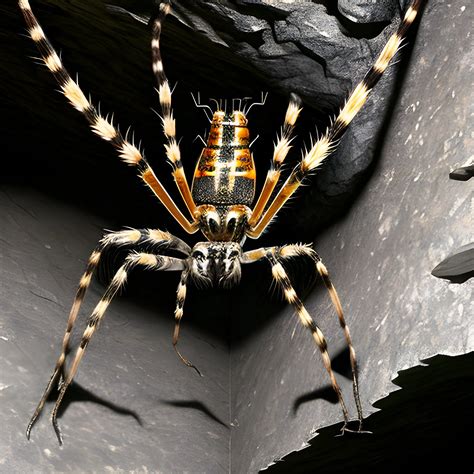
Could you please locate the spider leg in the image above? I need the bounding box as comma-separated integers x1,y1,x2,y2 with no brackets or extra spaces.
248,93,302,228
18,0,199,234
247,0,424,238
49,251,186,445
243,248,351,431
281,246,364,429
26,228,189,440
150,1,199,219
172,269,202,376
312,254,363,429
270,254,351,431
25,247,101,440
243,244,366,432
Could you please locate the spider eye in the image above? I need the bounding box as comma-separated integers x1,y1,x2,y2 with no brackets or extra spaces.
193,251,205,261
228,250,239,258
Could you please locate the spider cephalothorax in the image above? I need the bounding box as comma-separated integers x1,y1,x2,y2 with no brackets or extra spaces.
19,0,424,444
190,241,242,288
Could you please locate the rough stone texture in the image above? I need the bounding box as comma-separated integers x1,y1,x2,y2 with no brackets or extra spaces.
110,0,412,236
1,0,472,472
230,0,473,471
0,188,230,472
338,0,397,23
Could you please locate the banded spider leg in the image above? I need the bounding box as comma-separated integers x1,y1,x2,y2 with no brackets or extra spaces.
247,0,424,238
26,228,191,444
243,244,366,433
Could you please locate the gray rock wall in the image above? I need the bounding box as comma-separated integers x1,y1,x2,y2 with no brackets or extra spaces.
0,188,230,472
230,0,473,471
0,0,471,472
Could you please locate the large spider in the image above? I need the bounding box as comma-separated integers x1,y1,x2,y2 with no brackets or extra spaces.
19,0,423,444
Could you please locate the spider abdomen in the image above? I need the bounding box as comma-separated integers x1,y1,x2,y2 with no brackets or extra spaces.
191,110,256,207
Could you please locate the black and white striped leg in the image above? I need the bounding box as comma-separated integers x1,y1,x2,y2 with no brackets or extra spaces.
150,1,198,217
243,244,366,432
248,93,302,228
26,228,188,440
50,251,185,444
275,245,364,430
265,253,351,432
25,246,101,440
313,254,364,431
26,230,142,439
48,251,184,444
172,269,202,376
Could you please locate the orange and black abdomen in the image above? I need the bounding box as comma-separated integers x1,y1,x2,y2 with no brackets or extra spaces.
191,111,256,207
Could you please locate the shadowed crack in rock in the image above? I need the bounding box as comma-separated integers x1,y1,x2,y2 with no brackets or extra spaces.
263,352,474,473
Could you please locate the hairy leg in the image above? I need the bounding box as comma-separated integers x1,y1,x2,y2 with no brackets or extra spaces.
26,228,188,441
243,244,365,431
47,251,186,444
18,0,198,233
150,0,198,219
248,93,302,227
247,0,425,238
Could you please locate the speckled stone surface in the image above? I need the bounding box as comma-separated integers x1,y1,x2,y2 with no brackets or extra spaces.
230,0,473,471
0,188,230,472
1,0,472,472
338,0,397,23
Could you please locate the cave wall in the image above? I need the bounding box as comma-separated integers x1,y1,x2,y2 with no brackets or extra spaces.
229,0,473,471
0,0,472,472
0,187,230,472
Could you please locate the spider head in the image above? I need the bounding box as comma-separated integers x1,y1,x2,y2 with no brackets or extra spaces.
190,242,242,288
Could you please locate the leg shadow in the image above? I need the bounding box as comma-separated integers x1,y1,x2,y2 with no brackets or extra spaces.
292,346,353,414
268,352,474,473
47,380,142,426
160,399,229,428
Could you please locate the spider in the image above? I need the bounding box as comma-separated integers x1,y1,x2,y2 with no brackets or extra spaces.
19,0,423,445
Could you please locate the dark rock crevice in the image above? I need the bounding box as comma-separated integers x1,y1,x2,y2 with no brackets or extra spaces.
263,352,474,473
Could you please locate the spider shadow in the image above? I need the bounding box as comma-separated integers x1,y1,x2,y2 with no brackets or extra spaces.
292,346,353,415
159,399,229,428
47,380,142,426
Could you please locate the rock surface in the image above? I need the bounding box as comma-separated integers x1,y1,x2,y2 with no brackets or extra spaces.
230,0,474,470
338,0,397,23
0,0,472,473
